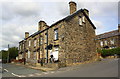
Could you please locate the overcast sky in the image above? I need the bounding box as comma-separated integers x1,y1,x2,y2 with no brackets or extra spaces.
0,0,119,50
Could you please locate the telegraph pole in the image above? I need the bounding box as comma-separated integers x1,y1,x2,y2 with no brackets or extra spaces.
7,44,9,63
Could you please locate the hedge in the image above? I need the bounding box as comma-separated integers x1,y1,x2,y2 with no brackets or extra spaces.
97,47,120,57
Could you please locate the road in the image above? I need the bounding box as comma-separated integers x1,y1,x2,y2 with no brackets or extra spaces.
41,58,119,77
0,62,2,78
2,63,43,77
1,58,119,77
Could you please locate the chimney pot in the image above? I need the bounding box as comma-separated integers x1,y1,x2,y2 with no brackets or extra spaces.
69,1,77,14
83,9,89,17
25,32,29,38
38,20,47,31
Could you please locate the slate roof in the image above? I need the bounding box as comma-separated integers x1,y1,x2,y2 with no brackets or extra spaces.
19,8,96,43
96,30,120,40
50,9,96,29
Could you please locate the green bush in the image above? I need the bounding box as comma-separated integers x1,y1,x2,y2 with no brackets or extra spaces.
1,47,18,63
97,47,120,57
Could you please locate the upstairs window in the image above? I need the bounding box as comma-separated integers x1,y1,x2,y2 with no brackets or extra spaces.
100,41,103,47
23,44,24,49
29,40,31,46
79,17,82,25
104,40,107,45
82,16,85,23
33,52,36,60
40,37,43,45
28,51,30,58
19,45,21,50
34,39,37,47
45,33,48,43
54,28,58,40
110,39,115,44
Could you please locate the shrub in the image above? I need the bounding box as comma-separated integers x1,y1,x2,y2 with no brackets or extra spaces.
97,47,120,57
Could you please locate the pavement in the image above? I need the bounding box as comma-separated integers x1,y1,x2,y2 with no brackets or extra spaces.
1,58,119,77
14,63,56,71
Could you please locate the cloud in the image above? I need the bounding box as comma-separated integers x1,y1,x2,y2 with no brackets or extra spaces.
0,0,118,50
1,2,41,21
92,20,105,35
56,2,118,20
1,22,38,48
0,1,42,49
56,2,69,16
92,20,104,29
118,2,120,24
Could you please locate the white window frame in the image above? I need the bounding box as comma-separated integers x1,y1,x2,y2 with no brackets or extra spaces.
19,45,21,50
104,40,107,45
82,16,85,23
53,47,59,61
34,39,37,47
45,33,47,43
100,41,103,47
22,53,24,58
54,29,58,40
40,37,43,44
33,52,36,60
110,39,114,44
29,40,31,46
79,17,82,25
23,44,24,49
28,51,30,58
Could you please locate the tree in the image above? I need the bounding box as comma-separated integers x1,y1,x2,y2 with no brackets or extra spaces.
1,47,18,63
9,47,19,60
1,50,8,63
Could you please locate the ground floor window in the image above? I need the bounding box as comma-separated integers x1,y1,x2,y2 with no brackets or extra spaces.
22,53,24,58
33,52,36,60
53,47,59,61
28,51,30,58
19,54,22,59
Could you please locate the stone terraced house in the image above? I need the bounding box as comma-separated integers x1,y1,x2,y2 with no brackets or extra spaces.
96,25,120,49
18,1,96,68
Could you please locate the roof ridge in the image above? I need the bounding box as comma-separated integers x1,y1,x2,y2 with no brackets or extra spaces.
97,29,118,36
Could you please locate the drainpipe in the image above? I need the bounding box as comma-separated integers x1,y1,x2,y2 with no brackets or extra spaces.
24,40,26,65
46,30,49,63
38,34,40,61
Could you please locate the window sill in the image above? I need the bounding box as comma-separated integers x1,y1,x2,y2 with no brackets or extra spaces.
54,39,59,41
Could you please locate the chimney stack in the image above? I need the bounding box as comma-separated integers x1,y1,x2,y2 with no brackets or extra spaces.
83,9,89,17
69,1,77,14
25,32,29,38
38,20,47,31
118,24,120,33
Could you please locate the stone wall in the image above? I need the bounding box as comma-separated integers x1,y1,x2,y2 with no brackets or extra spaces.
19,11,96,68
63,13,96,66
48,22,67,67
96,35,120,49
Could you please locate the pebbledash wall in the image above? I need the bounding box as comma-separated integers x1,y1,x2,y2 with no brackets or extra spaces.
96,25,120,50
18,1,96,67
